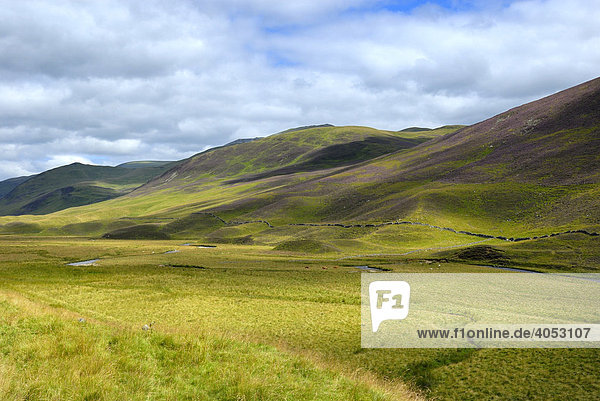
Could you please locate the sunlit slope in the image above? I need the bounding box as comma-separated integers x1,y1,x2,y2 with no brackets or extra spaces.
0,125,453,234
396,125,466,139
5,74,600,239
0,161,174,216
139,125,443,192
378,78,600,185
316,77,600,186
197,77,600,234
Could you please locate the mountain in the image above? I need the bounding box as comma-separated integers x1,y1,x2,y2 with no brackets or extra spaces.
0,176,31,198
0,124,456,235
218,77,599,230
223,137,263,147
0,125,452,221
141,124,454,192
116,77,600,237
398,126,432,132
377,81,600,185
0,161,174,216
117,161,176,169
1,78,598,240
278,123,334,133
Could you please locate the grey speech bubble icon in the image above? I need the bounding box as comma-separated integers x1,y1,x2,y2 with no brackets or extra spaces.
369,280,410,332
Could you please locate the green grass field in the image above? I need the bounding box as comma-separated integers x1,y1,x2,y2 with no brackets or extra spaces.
1,235,598,400
1,82,599,399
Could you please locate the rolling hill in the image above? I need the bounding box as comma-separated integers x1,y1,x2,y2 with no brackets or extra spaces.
0,176,31,198
181,77,600,234
0,125,455,234
0,78,598,241
0,161,175,216
140,124,455,192
1,80,598,401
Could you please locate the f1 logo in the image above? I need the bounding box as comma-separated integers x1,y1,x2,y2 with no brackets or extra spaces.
369,281,410,332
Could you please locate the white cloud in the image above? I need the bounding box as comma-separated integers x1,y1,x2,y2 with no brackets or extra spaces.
44,155,94,171
193,0,376,25
0,161,34,179
0,0,599,180
51,136,143,155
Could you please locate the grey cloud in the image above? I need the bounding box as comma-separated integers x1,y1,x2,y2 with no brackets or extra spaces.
0,1,221,80
0,0,599,180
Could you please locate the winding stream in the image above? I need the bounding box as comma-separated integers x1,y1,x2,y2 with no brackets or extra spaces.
67,259,99,266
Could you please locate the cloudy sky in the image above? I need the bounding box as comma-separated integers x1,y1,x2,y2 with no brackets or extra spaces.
0,0,599,180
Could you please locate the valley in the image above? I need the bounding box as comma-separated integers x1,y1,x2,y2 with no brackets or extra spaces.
1,78,599,400
1,235,599,400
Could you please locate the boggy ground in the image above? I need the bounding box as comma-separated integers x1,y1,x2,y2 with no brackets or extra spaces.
0,235,598,400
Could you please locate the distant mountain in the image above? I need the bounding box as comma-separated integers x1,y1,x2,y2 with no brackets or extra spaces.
0,161,174,215
221,77,600,227
0,176,31,199
394,125,467,139
223,138,263,147
278,124,335,134
398,126,432,132
375,82,600,185
4,78,598,239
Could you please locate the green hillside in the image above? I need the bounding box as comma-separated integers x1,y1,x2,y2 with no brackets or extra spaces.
141,77,598,237
1,78,599,242
397,125,466,138
77,78,600,244
0,176,30,198
0,161,174,216
117,161,177,169
141,125,449,192
0,125,454,236
1,80,599,401
276,77,600,230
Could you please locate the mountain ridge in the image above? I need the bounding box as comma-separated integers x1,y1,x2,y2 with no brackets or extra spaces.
0,77,598,240
0,161,174,215
139,124,454,193
170,76,600,232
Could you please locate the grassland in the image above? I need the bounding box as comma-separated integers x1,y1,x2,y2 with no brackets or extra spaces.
1,234,598,400
0,290,391,401
141,125,437,189
0,80,599,399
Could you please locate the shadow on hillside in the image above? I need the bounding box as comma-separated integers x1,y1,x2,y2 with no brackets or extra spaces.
226,136,421,184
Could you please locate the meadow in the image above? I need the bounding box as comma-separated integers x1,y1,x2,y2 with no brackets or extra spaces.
1,34,598,401
1,233,598,400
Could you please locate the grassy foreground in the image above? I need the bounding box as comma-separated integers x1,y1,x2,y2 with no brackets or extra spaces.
0,291,395,401
1,236,599,400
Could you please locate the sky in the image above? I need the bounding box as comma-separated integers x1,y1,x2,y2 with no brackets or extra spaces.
0,0,599,180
